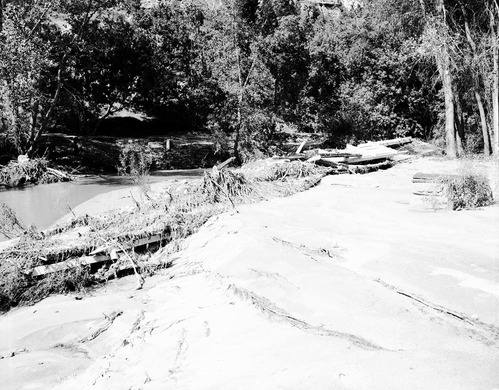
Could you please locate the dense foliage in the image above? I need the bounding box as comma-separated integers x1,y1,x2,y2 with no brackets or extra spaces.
0,0,498,162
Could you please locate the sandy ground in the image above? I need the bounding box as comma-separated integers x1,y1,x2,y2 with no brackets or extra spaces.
1,156,498,390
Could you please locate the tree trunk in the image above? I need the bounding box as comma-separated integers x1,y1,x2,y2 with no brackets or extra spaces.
492,6,499,155
233,39,244,164
475,90,492,155
234,97,242,163
463,9,492,155
438,54,457,158
434,0,457,158
454,97,465,156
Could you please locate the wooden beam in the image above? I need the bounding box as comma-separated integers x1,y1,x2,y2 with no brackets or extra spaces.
89,234,165,255
296,140,307,154
216,156,236,170
31,255,110,277
344,153,397,164
412,173,459,183
358,137,413,147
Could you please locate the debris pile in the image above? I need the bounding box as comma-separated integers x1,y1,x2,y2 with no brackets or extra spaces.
0,156,71,188
0,160,328,312
275,137,413,174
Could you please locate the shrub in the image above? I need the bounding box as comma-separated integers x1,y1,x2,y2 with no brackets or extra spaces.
0,203,25,239
443,173,494,210
117,142,152,177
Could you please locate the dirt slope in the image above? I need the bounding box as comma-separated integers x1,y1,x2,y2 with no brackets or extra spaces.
1,157,498,389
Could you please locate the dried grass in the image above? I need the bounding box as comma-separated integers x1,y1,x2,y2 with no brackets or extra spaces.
0,160,329,312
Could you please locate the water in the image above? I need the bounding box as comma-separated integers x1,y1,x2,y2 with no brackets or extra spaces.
0,169,205,233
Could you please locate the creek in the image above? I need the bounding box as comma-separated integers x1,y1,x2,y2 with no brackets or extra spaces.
0,169,204,233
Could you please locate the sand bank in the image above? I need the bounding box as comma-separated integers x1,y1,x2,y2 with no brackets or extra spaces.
1,157,498,389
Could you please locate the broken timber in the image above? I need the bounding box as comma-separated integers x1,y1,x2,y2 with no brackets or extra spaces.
30,233,167,277
216,156,236,170
360,137,412,147
295,140,307,154
31,255,110,277
412,173,459,183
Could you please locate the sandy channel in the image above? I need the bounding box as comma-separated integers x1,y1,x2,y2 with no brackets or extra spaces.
1,156,498,389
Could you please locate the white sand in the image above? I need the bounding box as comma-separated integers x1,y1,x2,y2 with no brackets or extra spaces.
1,157,498,390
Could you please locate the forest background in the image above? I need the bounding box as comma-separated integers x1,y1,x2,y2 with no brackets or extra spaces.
1,0,498,166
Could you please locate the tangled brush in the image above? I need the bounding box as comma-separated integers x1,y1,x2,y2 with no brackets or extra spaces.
443,173,494,210
202,166,253,205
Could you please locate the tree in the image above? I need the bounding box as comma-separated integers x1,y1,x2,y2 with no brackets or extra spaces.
0,0,116,155
63,8,152,134
258,15,308,122
490,1,499,155
418,0,460,157
203,0,275,162
460,3,492,155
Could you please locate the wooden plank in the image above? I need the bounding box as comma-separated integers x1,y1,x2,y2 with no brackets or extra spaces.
317,149,362,158
358,137,412,148
412,173,459,183
296,140,307,154
315,158,349,170
344,153,396,164
316,157,343,166
31,255,110,277
413,183,443,196
273,154,308,161
89,234,164,255
216,156,236,170
306,155,321,163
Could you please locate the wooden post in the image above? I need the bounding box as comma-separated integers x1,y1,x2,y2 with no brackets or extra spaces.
165,139,171,151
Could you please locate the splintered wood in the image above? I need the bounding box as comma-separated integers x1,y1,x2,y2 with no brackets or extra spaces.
275,137,412,174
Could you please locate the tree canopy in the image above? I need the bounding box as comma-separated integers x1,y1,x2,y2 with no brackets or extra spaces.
0,0,498,160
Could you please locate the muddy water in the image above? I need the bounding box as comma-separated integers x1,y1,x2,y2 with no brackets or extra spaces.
0,169,204,232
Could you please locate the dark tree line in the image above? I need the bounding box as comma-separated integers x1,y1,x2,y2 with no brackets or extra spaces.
1,0,498,161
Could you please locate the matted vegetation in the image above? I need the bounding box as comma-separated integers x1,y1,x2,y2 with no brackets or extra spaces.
0,160,330,312
0,158,70,187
